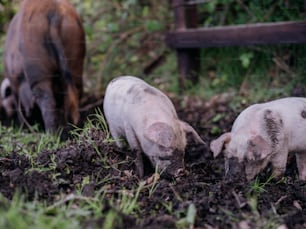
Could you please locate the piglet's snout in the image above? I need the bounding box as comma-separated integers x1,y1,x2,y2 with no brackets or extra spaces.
162,151,185,179
163,165,185,179
225,158,246,181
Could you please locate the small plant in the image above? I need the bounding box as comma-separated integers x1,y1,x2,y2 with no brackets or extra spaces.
118,182,143,215
246,175,274,213
176,203,197,229
148,170,160,197
70,108,113,145
249,175,274,197
0,193,81,229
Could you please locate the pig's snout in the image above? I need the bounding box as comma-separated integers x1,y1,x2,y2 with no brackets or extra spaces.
162,166,185,180
161,153,185,179
225,158,246,181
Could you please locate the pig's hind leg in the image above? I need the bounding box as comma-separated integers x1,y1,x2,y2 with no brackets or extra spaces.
31,80,58,133
296,152,306,180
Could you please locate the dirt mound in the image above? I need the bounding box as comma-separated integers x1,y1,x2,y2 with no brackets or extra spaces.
0,94,305,228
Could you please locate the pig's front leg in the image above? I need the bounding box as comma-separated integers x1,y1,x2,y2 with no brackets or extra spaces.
124,124,144,178
296,152,306,180
109,126,125,148
271,148,288,178
135,149,144,178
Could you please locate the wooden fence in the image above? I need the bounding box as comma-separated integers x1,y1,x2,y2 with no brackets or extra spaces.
165,0,306,89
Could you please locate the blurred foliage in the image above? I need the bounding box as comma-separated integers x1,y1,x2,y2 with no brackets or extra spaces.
71,0,172,94
0,0,305,101
0,0,172,95
199,0,305,26
0,1,18,31
195,0,306,104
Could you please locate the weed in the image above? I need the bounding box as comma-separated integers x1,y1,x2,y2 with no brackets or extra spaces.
176,203,197,229
162,201,173,214
103,210,121,229
148,166,160,197
0,193,81,229
249,175,274,197
71,108,113,145
118,182,143,215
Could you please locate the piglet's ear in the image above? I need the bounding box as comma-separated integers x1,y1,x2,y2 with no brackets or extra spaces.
180,121,205,145
210,133,231,158
246,135,271,161
144,122,174,148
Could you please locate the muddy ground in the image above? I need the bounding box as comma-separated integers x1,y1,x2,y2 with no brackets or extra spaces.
0,92,305,229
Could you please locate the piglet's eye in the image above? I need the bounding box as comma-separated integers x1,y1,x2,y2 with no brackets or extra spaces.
158,155,172,161
247,140,255,147
158,145,173,152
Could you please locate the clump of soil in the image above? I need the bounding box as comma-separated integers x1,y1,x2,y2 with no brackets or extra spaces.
0,93,305,228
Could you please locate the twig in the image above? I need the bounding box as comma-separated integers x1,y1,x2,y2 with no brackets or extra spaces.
169,184,183,202
262,2,278,21
143,50,168,75
272,57,294,77
275,195,287,206
95,26,143,91
219,2,230,26
79,98,103,112
17,99,36,134
186,0,211,5
232,190,247,208
45,194,98,212
0,158,14,162
235,0,255,22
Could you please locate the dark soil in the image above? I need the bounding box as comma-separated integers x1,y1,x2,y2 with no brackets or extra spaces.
0,93,305,229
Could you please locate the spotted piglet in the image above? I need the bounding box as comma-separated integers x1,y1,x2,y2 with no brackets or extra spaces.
210,97,306,181
103,76,205,178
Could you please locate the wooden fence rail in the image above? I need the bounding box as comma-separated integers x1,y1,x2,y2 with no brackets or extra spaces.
165,0,306,89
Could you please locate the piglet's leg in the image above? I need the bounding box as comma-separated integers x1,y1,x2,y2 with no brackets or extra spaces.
296,152,306,180
109,127,124,148
271,149,288,178
124,125,144,178
135,149,144,178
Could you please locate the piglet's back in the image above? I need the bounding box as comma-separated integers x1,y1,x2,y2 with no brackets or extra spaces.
104,76,177,120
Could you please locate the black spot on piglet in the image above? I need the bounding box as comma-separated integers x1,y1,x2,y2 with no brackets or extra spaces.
301,110,306,119
264,109,282,147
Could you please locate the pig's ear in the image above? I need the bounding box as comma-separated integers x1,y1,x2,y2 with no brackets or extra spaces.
144,122,174,148
210,133,231,158
180,121,205,144
246,135,271,161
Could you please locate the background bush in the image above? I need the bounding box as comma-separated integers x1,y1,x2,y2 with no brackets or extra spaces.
0,0,305,102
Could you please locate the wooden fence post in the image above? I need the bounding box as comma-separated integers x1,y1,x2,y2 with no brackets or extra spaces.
173,0,200,90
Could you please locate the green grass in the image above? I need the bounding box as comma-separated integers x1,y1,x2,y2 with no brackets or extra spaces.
0,193,81,229
0,190,134,229
0,124,62,157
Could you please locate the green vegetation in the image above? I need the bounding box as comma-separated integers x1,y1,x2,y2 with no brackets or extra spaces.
1,0,304,101
0,124,62,157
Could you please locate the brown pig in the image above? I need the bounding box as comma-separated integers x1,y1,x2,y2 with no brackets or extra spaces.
3,0,85,132
103,76,205,178
210,97,306,181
